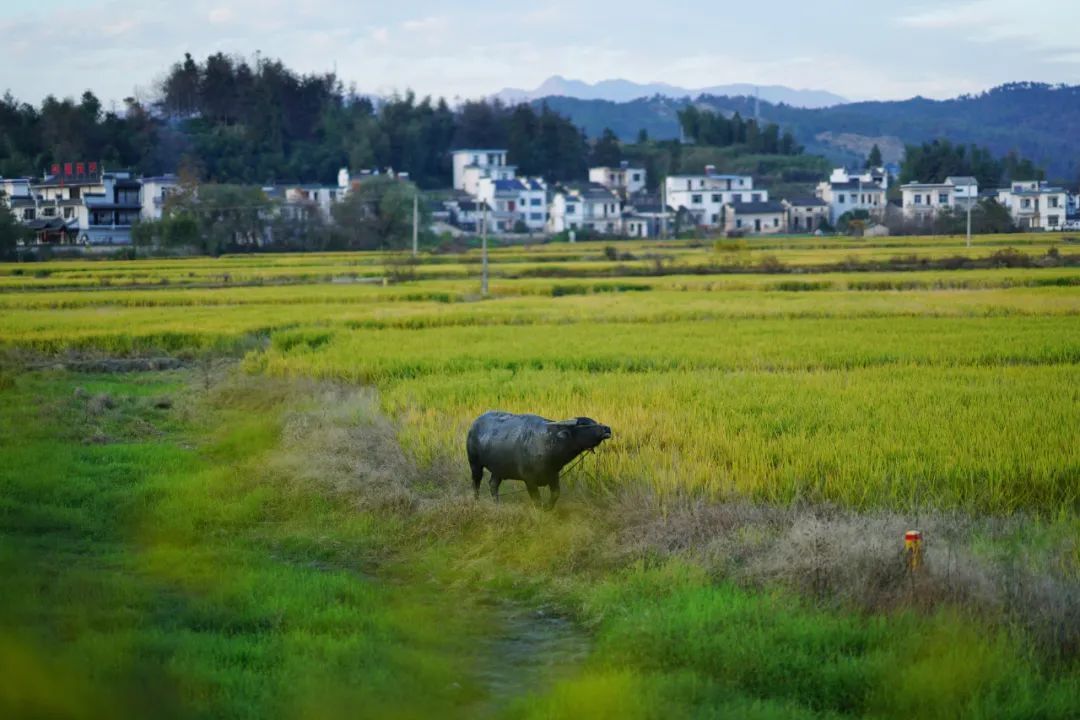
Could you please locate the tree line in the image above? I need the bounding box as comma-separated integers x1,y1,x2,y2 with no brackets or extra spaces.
130,174,430,256
676,106,801,155
898,139,1045,188
0,52,597,188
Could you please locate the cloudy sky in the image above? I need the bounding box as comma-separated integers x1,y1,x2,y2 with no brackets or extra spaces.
3,0,1079,107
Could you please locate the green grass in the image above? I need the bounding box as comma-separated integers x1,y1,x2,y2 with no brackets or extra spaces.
2,371,1075,719
0,373,500,719
1,239,1077,717
524,562,1078,719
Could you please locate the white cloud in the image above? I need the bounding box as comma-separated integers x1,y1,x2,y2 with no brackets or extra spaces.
401,15,445,33
896,1,1080,50
208,6,233,24
370,26,390,45
1,1,1078,107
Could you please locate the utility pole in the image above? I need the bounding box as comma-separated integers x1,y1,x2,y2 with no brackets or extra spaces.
481,202,489,297
412,192,418,257
966,196,972,248
660,179,667,239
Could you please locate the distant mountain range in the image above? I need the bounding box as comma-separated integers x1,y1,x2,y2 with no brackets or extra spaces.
527,83,1080,181
493,75,847,109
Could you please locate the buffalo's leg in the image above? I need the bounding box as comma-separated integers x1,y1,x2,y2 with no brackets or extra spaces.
489,474,503,502
545,476,561,510
524,481,542,508
471,459,484,499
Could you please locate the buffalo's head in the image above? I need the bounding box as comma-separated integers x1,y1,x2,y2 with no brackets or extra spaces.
550,417,612,453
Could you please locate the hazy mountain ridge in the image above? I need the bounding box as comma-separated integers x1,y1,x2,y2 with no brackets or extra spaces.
533,83,1080,180
494,75,847,108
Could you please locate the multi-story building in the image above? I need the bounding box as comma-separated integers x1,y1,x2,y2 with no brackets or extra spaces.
816,168,887,225
6,162,143,245
900,176,981,220
945,176,978,208
900,182,956,220
451,149,516,196
589,161,646,198
476,177,547,233
140,175,180,221
664,167,764,228
548,183,622,235
996,181,1069,230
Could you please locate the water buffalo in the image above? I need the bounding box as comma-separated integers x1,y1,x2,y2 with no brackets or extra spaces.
466,412,612,509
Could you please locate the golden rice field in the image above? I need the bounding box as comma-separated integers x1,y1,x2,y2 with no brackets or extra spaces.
2,234,1078,516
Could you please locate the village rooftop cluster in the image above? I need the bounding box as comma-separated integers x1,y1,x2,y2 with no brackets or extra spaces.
2,150,1078,248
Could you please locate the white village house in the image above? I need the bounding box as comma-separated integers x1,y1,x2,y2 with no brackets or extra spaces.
4,162,144,245
782,197,829,233
816,167,887,225
589,161,646,198
451,149,516,196
140,174,180,221
621,197,672,238
476,177,548,233
900,182,956,220
996,181,1069,231
547,183,622,235
724,200,787,235
665,167,765,228
900,176,980,220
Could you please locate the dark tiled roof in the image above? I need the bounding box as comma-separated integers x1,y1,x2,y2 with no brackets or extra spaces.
25,217,71,231
727,200,785,214
563,182,617,201
784,196,827,207
829,180,884,191
626,203,672,214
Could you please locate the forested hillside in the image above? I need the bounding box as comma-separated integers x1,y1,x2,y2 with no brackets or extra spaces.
0,53,590,188
538,83,1080,182
2,52,1074,188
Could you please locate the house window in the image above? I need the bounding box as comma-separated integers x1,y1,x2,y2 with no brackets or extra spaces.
838,195,845,204
711,194,721,203
63,207,73,219
632,173,641,182
691,194,702,204
773,218,779,227
1021,198,1031,209
699,180,705,188
733,193,742,202
686,180,691,190
736,219,742,228
914,194,922,205
1048,215,1060,226
22,208,34,220
1049,197,1059,208
530,213,543,221
752,193,761,202
566,204,576,214
851,194,858,203
938,193,949,205
530,198,541,206
43,207,56,217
